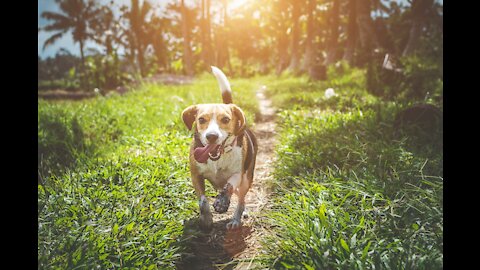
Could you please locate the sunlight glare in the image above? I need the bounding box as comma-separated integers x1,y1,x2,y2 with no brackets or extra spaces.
228,0,251,12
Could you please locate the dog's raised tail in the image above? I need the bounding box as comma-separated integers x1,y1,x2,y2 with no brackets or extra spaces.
211,66,232,104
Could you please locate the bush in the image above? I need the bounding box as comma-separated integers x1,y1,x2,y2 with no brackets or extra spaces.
366,54,443,103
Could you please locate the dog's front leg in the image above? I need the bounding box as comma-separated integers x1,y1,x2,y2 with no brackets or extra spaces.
226,173,249,230
213,173,241,213
192,173,213,231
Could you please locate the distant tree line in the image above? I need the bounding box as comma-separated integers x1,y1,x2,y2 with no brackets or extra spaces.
39,0,443,93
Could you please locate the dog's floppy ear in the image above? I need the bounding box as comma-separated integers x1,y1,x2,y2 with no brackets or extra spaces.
182,105,197,131
230,104,246,135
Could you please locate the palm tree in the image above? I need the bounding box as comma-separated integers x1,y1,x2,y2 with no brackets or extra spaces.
89,5,124,88
325,0,340,65
402,0,435,56
180,0,194,75
124,0,152,77
40,0,98,87
301,0,316,73
287,0,301,74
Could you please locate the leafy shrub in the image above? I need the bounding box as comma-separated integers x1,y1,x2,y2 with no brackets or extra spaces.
366,54,443,102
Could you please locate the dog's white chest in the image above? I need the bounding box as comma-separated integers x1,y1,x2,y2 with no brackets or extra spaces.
196,146,242,189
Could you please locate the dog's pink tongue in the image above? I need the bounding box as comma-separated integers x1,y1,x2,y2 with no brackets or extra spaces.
194,144,220,163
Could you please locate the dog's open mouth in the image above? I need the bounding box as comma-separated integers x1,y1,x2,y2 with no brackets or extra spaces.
194,144,222,163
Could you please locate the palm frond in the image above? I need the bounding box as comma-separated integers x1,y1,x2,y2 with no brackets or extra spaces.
43,21,73,32
41,11,70,23
42,31,67,51
59,0,84,17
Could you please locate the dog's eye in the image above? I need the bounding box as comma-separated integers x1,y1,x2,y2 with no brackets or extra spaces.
198,117,206,124
221,117,230,124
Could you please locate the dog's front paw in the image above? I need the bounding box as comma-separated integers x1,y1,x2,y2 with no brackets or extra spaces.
198,196,213,231
226,219,242,230
213,194,230,213
213,184,233,213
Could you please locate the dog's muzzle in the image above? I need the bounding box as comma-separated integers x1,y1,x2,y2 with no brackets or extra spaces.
193,134,237,163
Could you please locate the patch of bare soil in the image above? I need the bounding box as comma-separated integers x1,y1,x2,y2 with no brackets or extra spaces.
38,89,95,100
145,74,194,85
38,74,193,101
176,87,277,270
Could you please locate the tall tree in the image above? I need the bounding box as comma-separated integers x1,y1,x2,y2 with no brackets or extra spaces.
287,0,301,73
402,0,435,56
148,16,169,72
357,0,378,50
301,0,316,72
200,0,213,68
89,5,123,88
41,0,98,88
325,0,340,65
274,0,291,75
126,0,152,77
215,0,231,70
181,0,194,75
343,0,357,64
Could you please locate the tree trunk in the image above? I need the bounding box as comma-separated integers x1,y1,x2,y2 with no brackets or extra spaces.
224,0,232,72
206,0,214,65
181,0,194,75
288,1,301,74
275,0,290,75
357,0,377,50
79,39,88,89
215,0,231,71
137,43,145,77
201,0,213,68
356,0,378,68
200,0,206,65
343,0,357,65
276,34,290,75
301,0,315,72
402,0,434,56
325,0,340,65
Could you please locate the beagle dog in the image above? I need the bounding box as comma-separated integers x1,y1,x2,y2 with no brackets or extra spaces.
181,66,258,230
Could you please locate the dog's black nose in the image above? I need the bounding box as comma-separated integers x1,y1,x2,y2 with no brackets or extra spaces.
206,133,219,143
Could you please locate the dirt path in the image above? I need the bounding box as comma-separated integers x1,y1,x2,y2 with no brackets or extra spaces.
177,86,277,270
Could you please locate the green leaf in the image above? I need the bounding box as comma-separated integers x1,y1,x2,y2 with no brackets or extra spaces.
362,241,372,260
280,262,294,269
113,223,119,234
340,238,350,253
126,222,135,232
319,203,327,225
99,253,109,260
302,263,315,270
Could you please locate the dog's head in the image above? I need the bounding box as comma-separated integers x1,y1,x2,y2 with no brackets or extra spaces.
182,104,246,146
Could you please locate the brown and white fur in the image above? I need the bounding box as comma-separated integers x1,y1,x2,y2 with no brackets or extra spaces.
181,66,258,230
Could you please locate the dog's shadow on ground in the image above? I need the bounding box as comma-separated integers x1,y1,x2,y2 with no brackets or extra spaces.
176,217,252,270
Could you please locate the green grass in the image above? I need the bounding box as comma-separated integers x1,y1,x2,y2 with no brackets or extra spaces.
38,74,261,269
260,67,443,269
38,68,443,269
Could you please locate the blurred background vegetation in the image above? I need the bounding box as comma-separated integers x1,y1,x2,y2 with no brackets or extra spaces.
39,0,442,102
